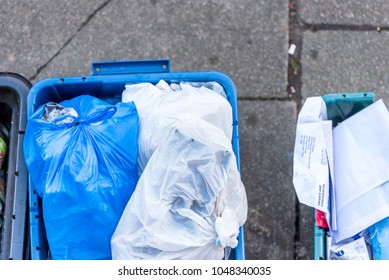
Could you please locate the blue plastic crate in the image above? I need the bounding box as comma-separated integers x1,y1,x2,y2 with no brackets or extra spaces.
26,59,245,260
313,92,375,260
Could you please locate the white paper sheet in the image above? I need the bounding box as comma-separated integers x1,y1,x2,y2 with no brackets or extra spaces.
293,97,333,219
329,237,370,260
331,99,389,242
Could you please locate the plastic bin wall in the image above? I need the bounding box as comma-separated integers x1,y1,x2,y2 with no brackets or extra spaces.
0,73,31,260
26,59,245,260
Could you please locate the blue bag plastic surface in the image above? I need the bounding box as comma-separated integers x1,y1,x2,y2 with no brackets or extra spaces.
369,216,389,260
24,95,138,260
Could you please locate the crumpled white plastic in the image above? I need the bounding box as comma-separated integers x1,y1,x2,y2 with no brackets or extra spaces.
122,81,233,173
111,80,247,260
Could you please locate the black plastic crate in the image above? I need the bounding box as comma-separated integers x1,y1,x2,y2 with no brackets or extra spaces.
0,73,31,260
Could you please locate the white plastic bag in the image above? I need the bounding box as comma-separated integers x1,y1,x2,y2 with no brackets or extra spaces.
122,81,233,173
111,81,247,260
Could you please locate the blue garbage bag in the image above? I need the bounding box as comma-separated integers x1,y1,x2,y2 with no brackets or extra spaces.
24,95,139,260
369,216,389,260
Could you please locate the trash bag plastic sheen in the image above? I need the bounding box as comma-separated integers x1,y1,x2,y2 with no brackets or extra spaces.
111,81,247,260
369,216,389,260
24,95,139,260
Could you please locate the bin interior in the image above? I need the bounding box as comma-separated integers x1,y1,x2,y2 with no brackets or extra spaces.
0,74,30,260
27,71,244,260
314,92,375,260
0,94,13,259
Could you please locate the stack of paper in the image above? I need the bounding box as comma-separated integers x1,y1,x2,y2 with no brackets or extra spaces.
293,97,335,230
294,97,389,245
332,99,389,242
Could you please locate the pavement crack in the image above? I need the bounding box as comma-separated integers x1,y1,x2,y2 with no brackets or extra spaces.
28,0,112,81
237,96,293,101
288,0,304,260
303,22,388,32
287,0,303,109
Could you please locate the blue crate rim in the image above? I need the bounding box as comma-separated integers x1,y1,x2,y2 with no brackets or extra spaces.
26,63,245,260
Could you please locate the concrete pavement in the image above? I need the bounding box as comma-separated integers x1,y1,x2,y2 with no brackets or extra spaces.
2,0,387,260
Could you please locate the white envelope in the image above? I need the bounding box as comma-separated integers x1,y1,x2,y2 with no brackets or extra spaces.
331,99,389,242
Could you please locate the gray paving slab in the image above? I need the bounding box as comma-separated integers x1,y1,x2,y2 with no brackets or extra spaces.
301,30,389,104
296,204,314,260
300,29,389,260
297,0,389,26
238,100,297,259
31,0,289,99
0,0,108,80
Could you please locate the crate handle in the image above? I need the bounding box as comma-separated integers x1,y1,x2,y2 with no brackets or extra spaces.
90,59,170,75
